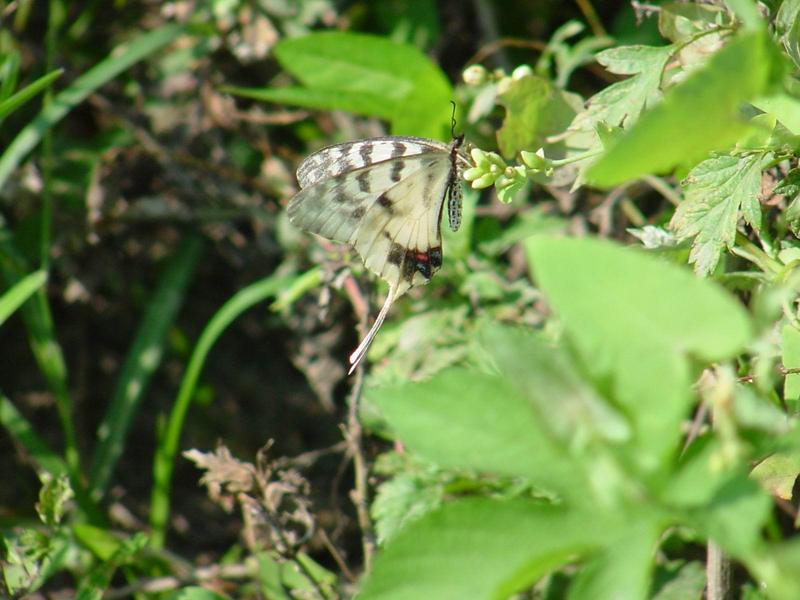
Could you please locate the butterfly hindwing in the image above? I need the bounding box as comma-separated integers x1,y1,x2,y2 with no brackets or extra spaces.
354,156,452,295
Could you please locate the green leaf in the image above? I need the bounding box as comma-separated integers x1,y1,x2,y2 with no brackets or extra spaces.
651,561,707,600
236,32,453,138
784,325,800,409
751,451,800,500
0,269,46,327
776,0,800,69
496,74,578,159
35,473,73,527
567,517,662,600
372,472,444,544
162,588,230,600
525,236,752,466
373,369,584,495
670,153,764,275
0,69,63,121
585,31,779,187
359,498,609,600
700,476,772,557
753,94,800,135
479,323,630,446
72,524,123,561
524,235,752,375
568,45,673,139
658,3,729,43
0,394,67,477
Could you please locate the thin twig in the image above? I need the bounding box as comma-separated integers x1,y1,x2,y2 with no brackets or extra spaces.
574,0,607,37
343,336,375,573
318,526,357,583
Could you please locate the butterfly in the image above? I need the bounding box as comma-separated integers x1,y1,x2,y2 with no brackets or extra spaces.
287,134,470,374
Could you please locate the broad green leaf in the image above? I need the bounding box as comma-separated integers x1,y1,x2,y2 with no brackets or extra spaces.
238,32,453,138
226,85,394,122
651,561,706,600
670,153,764,275
752,540,800,600
496,74,578,159
783,325,800,408
373,369,584,495
479,323,630,446
567,517,662,600
700,476,771,557
525,237,751,466
586,31,779,187
753,94,800,135
359,498,610,600
525,237,751,360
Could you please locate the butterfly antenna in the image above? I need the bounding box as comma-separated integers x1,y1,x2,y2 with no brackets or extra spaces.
348,285,397,374
450,100,458,139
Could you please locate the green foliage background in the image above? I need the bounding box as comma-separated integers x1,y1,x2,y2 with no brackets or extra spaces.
3,1,800,599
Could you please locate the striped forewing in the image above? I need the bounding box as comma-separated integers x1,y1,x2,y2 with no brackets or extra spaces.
296,136,451,188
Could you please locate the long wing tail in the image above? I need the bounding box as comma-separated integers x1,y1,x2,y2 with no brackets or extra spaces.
348,285,398,374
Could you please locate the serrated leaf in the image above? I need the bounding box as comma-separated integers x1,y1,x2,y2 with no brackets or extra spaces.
569,45,672,138
776,167,800,199
658,3,728,43
670,153,764,275
359,498,613,600
372,369,585,496
372,473,444,544
233,32,453,138
776,0,800,69
586,31,779,187
496,74,578,158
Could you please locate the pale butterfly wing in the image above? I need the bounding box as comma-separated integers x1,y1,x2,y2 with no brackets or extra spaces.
296,136,451,187
288,135,468,373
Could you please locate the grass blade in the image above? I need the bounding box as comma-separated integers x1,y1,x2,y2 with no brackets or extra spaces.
89,234,204,499
148,271,295,548
0,269,47,326
0,68,63,121
0,23,186,191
